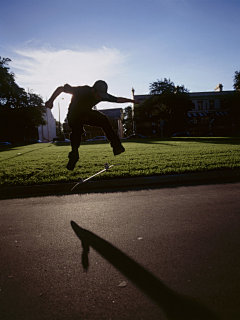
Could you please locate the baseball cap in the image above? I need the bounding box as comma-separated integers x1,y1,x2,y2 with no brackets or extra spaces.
93,80,109,99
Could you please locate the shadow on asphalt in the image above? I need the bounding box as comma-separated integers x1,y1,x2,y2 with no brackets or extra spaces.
71,221,220,320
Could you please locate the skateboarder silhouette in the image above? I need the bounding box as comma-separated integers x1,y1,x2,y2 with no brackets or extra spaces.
45,80,139,170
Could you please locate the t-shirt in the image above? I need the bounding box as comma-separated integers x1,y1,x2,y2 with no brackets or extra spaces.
63,84,118,113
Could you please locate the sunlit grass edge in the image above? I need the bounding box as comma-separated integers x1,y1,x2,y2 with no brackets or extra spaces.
0,137,240,187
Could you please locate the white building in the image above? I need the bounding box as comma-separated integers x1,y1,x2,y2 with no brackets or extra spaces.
38,108,57,142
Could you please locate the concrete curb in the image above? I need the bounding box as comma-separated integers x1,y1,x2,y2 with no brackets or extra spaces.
1,169,240,199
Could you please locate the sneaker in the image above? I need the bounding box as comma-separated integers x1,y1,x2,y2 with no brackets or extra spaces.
66,151,79,170
113,145,125,156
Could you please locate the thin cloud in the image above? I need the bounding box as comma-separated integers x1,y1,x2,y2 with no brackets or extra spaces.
11,46,129,95
10,46,130,121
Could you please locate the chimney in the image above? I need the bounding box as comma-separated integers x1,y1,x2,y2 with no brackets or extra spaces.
215,84,223,92
132,87,135,98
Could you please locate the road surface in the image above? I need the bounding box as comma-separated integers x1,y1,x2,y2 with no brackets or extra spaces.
1,182,240,319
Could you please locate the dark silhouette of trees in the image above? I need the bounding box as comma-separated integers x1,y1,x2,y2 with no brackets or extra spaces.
226,70,240,132
122,106,133,136
0,57,46,143
233,70,240,90
135,78,193,136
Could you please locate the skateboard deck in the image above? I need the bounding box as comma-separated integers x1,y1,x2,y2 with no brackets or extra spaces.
71,163,120,191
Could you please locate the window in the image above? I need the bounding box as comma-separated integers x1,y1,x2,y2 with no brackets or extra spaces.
197,101,203,110
209,100,214,110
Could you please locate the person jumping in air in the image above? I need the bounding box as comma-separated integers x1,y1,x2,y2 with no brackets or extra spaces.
45,80,140,170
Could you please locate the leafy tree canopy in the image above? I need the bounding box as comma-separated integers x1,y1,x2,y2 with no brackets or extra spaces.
233,70,240,90
149,78,189,95
134,78,193,136
122,106,133,136
226,70,240,128
0,57,46,143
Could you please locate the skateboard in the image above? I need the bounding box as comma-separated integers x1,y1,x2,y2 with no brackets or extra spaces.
71,163,120,191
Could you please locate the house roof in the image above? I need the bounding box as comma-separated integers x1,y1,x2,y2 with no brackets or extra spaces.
134,90,234,102
99,108,122,120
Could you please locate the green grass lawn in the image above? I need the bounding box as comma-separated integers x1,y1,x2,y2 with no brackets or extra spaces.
0,137,240,187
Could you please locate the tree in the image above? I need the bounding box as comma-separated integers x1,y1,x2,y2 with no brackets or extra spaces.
226,70,240,133
149,78,175,95
135,78,193,136
0,57,46,143
233,70,240,90
55,120,64,138
122,106,133,136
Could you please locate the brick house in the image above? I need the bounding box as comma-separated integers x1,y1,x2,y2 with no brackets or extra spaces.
132,84,235,137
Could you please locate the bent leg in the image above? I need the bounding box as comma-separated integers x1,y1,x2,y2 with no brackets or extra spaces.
70,125,84,150
67,118,85,170
82,110,122,148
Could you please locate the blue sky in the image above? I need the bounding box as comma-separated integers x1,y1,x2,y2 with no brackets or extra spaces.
1,0,240,122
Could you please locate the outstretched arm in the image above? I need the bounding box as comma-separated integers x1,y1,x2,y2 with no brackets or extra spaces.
117,97,140,104
45,86,64,109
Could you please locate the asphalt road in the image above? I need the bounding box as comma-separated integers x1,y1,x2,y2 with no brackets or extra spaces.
1,182,240,320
